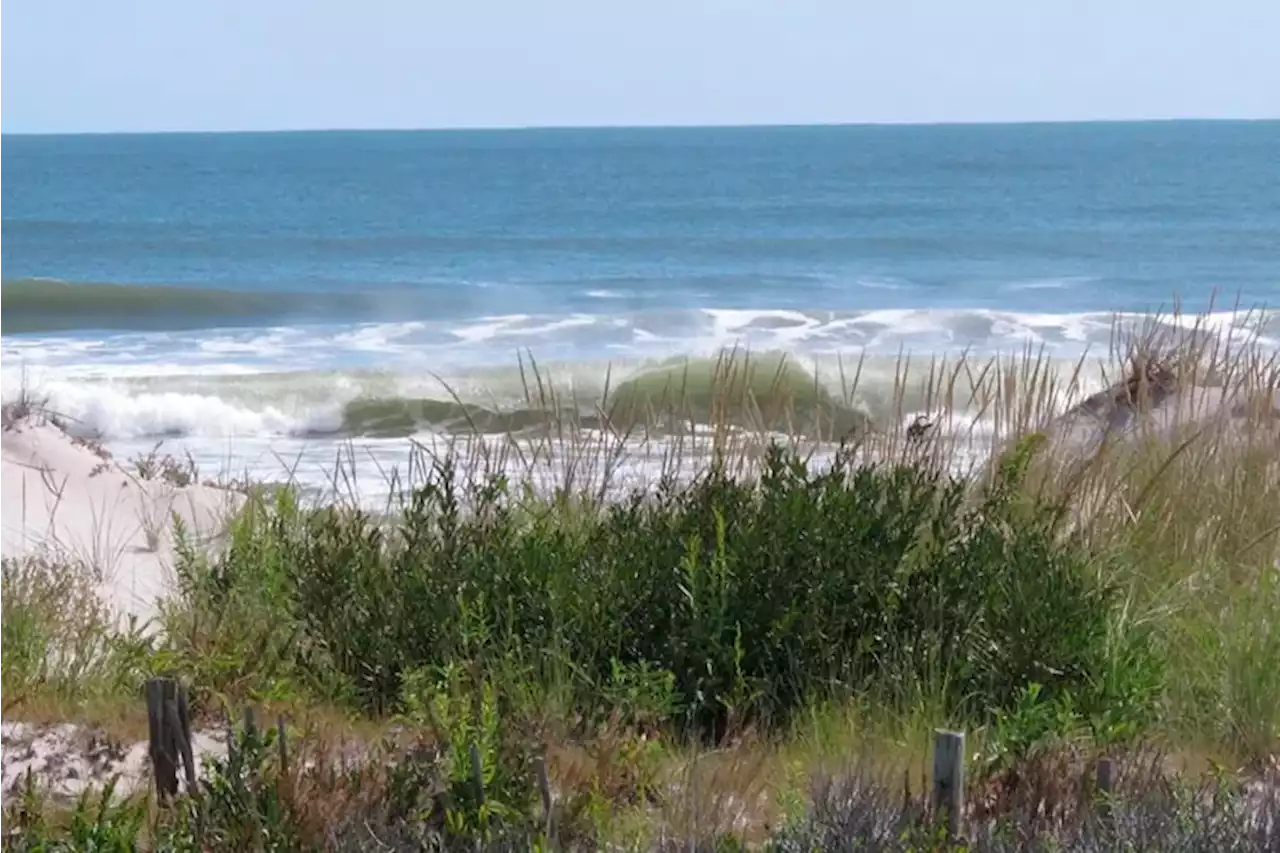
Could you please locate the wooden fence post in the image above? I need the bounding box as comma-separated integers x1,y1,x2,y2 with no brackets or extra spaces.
227,706,259,778
932,729,965,839
535,755,553,841
243,706,258,738
470,744,486,807
146,677,195,802
172,682,197,794
277,715,289,774
1095,756,1116,832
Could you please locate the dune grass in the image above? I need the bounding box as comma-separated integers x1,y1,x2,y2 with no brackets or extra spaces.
3,309,1278,849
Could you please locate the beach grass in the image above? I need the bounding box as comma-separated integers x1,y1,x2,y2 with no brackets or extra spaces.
3,309,1278,849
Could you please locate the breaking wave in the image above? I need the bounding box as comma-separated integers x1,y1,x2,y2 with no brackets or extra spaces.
1,278,384,334
3,353,884,440
5,298,1276,442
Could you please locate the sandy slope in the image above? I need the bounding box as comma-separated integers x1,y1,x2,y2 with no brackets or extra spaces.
1,421,243,624
1,421,242,801
1,721,227,801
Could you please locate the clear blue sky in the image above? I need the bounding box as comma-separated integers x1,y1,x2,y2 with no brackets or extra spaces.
3,0,1278,133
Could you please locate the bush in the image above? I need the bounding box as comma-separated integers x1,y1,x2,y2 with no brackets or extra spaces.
168,440,1152,742
1,556,151,712
7,732,1275,852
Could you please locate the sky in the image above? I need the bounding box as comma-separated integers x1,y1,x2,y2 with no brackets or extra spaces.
3,0,1279,134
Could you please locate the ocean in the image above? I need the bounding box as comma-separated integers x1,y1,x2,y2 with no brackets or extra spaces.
3,122,1278,501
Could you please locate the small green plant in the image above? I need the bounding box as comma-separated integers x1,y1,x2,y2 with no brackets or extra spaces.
64,780,148,853
598,659,680,732
2,774,147,853
401,663,537,842
1,556,152,711
129,442,199,488
980,683,1085,776
178,717,302,852
162,500,303,711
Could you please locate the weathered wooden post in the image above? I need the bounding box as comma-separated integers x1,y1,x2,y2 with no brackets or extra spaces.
243,706,258,738
172,682,197,794
279,712,291,768
932,729,965,839
241,706,260,786
470,744,486,806
146,679,178,801
535,755,553,841
226,712,239,773
271,714,292,802
146,677,195,801
1095,756,1116,833
226,706,259,778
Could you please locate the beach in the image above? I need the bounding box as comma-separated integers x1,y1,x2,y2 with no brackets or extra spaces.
4,121,1279,618
3,122,1279,848
1,419,241,624
4,123,1279,510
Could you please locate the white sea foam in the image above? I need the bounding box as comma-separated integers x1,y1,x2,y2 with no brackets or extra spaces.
12,308,1272,384
196,331,295,356
1003,277,1097,291
5,306,1275,508
0,352,1102,444
331,322,428,352
855,276,918,291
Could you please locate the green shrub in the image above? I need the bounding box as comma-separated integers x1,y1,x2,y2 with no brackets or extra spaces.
168,442,1152,742
1,556,151,710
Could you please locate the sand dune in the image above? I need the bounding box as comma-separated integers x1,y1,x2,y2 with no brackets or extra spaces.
1,421,243,625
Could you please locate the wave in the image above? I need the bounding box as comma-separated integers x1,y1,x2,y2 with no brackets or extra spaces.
1,279,381,334
6,300,1277,442
2,348,1123,442
7,279,1273,350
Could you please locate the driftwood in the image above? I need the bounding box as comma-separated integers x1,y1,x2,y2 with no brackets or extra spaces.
971,347,1279,497
1068,356,1178,430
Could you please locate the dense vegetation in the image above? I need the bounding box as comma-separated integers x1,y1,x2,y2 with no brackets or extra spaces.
163,438,1153,741
4,333,1278,850
0,435,1172,845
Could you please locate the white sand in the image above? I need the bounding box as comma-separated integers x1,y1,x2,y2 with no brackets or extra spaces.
1,721,227,801
1,421,243,624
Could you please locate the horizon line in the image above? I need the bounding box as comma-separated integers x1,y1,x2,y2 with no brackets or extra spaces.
4,115,1278,138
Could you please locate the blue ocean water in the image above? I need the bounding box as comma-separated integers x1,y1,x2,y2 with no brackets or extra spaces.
2,122,1278,478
